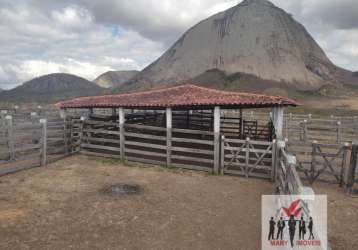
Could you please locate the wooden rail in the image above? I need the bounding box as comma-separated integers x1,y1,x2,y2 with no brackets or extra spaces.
0,114,79,176
286,140,351,184
221,137,275,179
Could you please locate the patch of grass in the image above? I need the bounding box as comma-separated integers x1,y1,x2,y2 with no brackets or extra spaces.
93,157,122,165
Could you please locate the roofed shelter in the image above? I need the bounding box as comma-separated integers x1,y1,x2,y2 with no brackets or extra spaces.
57,84,298,176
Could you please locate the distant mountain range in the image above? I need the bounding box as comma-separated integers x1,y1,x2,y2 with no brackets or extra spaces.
2,0,358,105
120,0,357,92
94,70,139,89
0,73,104,104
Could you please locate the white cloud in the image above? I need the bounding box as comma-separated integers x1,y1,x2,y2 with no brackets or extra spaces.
0,2,163,89
52,5,93,30
0,0,358,90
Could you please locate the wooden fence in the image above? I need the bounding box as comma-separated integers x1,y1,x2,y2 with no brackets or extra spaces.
274,141,331,250
238,111,358,144
80,114,215,172
78,113,358,185
1,109,357,191
286,140,351,184
0,113,79,176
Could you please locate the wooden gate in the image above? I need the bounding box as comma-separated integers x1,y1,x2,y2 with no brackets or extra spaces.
221,137,275,179
287,141,351,184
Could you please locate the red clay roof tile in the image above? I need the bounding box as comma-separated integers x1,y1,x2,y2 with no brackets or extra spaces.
56,84,299,109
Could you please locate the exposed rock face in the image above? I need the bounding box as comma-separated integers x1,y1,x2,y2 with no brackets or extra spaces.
0,73,104,103
126,0,354,91
94,70,139,88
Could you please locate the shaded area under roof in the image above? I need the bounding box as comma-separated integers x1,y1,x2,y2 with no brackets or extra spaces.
56,84,299,109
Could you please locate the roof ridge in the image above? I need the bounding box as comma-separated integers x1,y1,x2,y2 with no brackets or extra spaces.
189,83,289,100
56,83,299,108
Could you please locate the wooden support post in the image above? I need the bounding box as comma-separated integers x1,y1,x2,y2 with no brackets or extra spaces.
272,107,284,140
340,143,350,187
79,116,86,152
186,110,190,129
213,106,221,174
5,115,15,161
166,107,172,167
303,120,308,142
245,137,250,178
119,108,125,161
61,110,69,155
271,139,277,182
239,109,244,139
220,135,225,175
59,109,66,119
337,121,342,144
30,112,38,143
40,119,47,166
275,140,286,183
346,141,358,192
311,141,318,183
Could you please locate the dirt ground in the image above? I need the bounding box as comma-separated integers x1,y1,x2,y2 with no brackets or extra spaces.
0,155,357,250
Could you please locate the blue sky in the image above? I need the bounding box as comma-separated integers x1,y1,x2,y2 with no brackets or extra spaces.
0,0,357,89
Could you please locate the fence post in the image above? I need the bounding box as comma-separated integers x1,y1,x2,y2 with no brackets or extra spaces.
213,106,221,174
220,135,225,175
239,109,244,139
5,115,15,161
166,107,172,167
30,112,38,144
303,120,308,142
336,121,342,144
275,140,286,183
272,107,284,140
79,116,86,152
340,143,350,187
346,141,358,192
311,141,318,183
245,137,250,178
271,139,277,182
62,112,70,155
40,119,47,166
119,108,125,162
287,113,293,140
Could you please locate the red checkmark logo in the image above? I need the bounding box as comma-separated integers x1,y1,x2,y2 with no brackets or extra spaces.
282,199,302,217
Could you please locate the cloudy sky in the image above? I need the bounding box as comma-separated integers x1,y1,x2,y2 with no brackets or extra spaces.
0,0,357,89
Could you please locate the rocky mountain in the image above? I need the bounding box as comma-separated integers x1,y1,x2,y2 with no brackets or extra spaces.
123,0,356,92
0,73,105,103
94,70,139,88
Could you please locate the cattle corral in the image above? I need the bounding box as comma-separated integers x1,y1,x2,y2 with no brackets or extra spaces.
1,105,357,190
0,85,358,249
